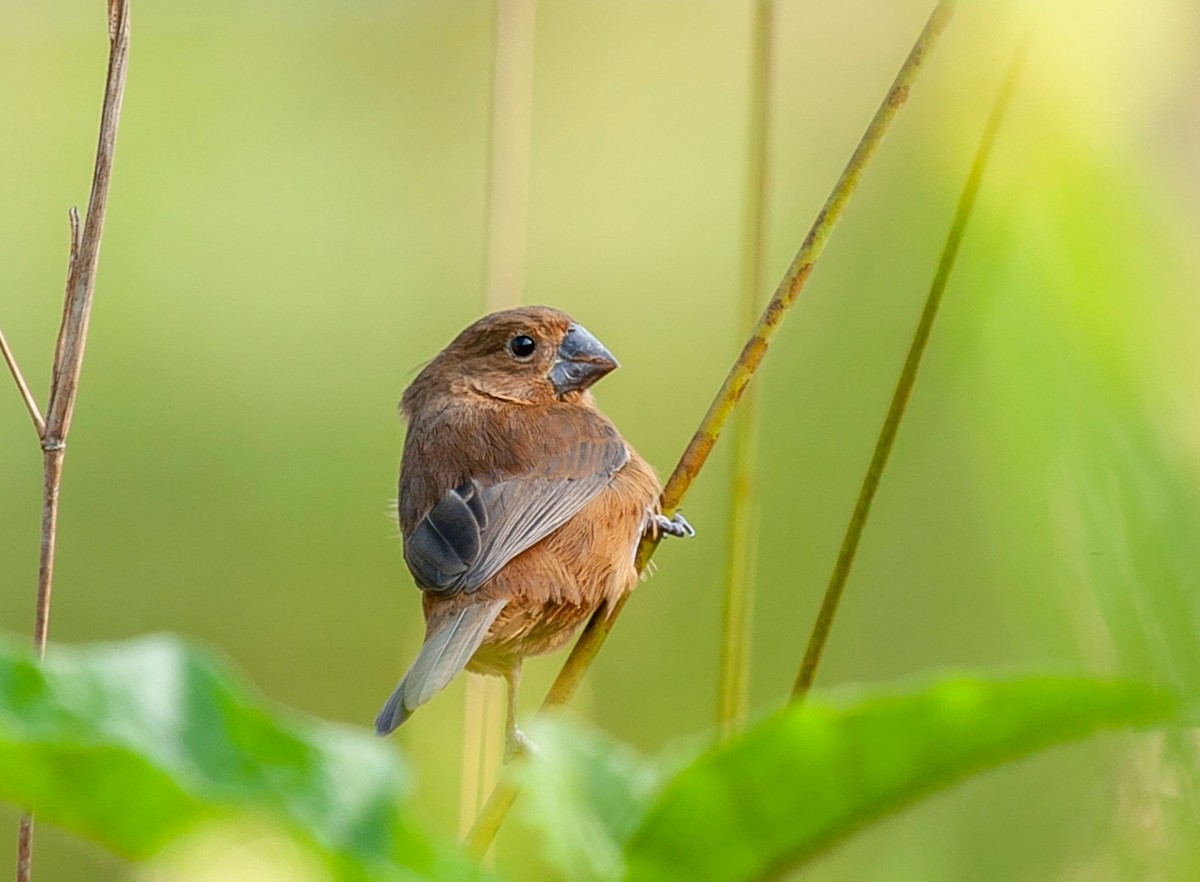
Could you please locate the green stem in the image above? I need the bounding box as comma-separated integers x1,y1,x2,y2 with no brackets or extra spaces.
459,0,538,845
792,30,1031,701
717,0,775,738
481,0,535,310
465,0,959,856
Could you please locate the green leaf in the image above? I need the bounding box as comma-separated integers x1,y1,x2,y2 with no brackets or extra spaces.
515,717,666,881
0,634,476,881
623,676,1178,882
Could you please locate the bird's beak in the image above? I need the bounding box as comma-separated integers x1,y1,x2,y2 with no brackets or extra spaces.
549,323,619,396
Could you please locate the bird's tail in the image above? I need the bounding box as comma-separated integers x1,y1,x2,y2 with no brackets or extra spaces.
375,598,506,736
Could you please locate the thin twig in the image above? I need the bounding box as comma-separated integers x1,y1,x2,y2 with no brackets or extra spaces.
0,328,45,438
717,0,775,739
16,3,130,881
792,30,1031,701
45,22,129,440
464,0,958,855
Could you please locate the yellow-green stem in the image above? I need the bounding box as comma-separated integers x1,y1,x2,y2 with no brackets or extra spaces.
717,0,775,738
459,0,538,849
458,675,500,839
482,0,535,311
465,0,958,856
792,31,1031,701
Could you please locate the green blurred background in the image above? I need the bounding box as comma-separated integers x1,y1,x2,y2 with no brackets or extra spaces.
3,0,1200,879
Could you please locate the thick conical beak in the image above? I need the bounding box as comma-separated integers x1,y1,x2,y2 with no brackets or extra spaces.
549,323,619,396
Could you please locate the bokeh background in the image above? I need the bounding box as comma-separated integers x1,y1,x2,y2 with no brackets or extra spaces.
3,0,1200,879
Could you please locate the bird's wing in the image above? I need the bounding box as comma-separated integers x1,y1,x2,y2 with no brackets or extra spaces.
403,425,628,595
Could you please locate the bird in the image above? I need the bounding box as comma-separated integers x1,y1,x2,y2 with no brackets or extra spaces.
374,306,693,756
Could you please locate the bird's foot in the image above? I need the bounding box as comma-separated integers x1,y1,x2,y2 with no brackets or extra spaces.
651,511,695,539
504,725,539,763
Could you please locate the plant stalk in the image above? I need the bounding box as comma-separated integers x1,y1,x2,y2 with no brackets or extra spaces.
717,0,775,738
457,0,539,846
14,3,130,880
464,0,958,856
0,329,45,437
792,29,1031,701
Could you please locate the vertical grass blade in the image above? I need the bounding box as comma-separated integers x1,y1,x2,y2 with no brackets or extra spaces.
459,0,539,848
717,0,775,738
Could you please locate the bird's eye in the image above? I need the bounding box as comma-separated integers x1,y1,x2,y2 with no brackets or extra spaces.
508,334,537,359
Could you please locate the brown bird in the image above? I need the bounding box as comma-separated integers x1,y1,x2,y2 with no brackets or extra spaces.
375,306,692,755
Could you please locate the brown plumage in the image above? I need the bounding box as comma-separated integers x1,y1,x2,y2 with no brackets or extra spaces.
375,306,692,753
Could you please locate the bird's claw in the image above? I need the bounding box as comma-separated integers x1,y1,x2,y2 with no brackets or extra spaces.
504,726,539,763
652,512,695,539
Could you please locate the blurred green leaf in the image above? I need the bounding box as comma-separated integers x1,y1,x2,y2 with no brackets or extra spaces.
0,634,477,881
622,676,1178,882
965,144,1200,878
969,150,1200,700
516,717,667,882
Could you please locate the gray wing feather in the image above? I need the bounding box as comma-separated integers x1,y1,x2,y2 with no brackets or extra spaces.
404,439,628,596
404,482,486,590
463,470,618,589
374,597,506,736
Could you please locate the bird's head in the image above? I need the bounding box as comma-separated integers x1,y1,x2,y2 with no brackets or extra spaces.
406,306,619,410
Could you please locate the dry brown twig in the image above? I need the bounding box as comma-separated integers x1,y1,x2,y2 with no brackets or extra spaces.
4,2,131,880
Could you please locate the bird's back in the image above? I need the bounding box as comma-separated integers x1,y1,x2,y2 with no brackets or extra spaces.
463,444,659,674
401,395,660,674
